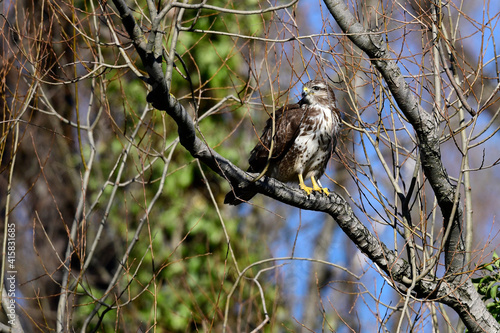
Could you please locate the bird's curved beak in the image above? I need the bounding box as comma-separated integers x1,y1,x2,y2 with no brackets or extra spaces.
302,86,310,98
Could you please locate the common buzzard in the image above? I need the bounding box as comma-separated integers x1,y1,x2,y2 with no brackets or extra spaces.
224,80,341,205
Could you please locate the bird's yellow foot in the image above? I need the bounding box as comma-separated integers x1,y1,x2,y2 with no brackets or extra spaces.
311,176,330,196
299,183,313,195
312,182,324,193
298,174,313,195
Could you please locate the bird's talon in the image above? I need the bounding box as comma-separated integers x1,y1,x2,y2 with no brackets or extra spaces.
300,184,313,195
313,186,330,196
311,176,329,196
312,184,323,192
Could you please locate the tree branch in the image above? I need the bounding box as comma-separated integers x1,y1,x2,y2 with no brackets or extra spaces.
107,0,498,331
323,0,465,274
108,0,414,289
321,1,496,332
169,0,299,15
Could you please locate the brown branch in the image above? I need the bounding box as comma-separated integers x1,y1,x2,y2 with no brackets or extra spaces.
321,0,496,332
323,0,464,268
168,0,299,15
438,39,477,116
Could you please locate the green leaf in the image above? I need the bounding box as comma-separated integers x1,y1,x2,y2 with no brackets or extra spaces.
490,284,499,300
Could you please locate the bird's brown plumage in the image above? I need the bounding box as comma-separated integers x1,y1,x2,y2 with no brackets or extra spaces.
224,80,341,205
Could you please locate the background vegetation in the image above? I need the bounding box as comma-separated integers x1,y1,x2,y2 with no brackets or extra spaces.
1,0,500,332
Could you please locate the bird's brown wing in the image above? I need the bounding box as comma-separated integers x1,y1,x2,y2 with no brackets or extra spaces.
248,103,305,173
224,104,305,205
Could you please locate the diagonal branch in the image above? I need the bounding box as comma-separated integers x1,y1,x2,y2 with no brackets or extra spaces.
108,0,412,290
320,1,498,332
107,0,498,331
322,0,464,273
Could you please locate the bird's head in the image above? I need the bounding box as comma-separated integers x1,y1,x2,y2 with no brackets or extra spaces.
301,80,336,106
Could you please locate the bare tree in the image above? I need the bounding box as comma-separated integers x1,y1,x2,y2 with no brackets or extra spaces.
2,0,500,331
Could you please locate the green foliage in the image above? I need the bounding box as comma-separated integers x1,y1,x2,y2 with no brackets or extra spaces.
14,0,292,330
73,100,281,331
171,5,263,102
472,252,500,325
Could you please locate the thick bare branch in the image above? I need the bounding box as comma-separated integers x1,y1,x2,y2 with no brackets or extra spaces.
323,0,464,271
321,0,497,332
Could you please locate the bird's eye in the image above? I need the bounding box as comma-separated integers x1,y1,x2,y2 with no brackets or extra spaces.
312,86,320,91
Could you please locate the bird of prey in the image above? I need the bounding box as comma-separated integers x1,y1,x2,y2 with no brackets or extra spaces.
224,79,341,206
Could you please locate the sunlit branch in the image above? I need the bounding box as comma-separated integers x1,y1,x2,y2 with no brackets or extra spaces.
169,0,299,16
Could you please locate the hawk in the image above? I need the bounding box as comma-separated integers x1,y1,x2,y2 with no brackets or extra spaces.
224,80,341,206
